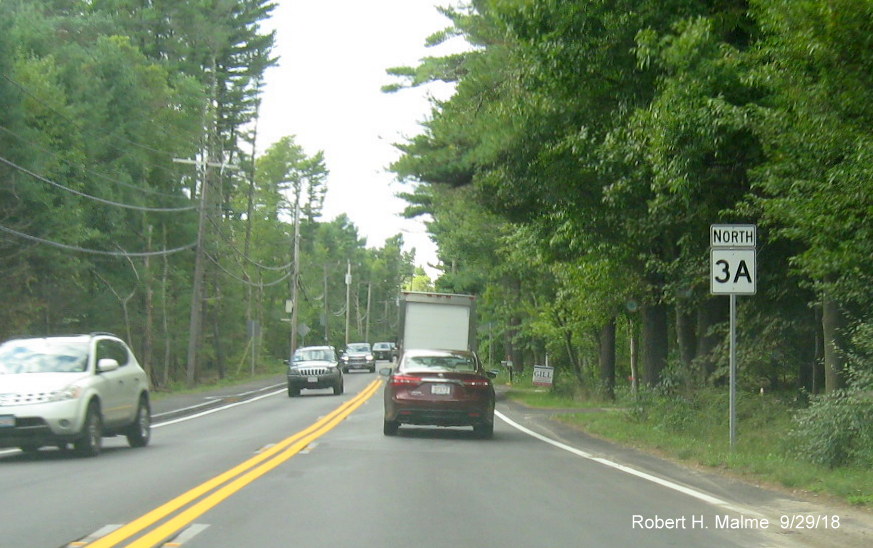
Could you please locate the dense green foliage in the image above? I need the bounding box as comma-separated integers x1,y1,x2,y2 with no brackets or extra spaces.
389,0,872,390
388,1,873,464
0,1,415,387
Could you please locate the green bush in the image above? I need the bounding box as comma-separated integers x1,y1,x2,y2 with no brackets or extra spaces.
789,321,873,468
789,368,873,468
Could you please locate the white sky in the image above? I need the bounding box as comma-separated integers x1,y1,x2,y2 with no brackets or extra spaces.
257,0,465,277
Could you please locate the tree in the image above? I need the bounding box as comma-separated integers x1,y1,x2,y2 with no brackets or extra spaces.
745,0,873,391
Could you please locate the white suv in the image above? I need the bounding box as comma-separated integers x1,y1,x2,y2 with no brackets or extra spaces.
0,333,151,457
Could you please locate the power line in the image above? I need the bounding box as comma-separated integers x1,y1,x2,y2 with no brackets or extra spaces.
206,252,292,288
0,223,196,257
205,215,293,271
0,155,196,213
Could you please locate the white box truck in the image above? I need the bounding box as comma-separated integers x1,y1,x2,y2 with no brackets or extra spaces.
399,291,477,353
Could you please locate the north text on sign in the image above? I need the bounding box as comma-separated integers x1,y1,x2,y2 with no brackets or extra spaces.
711,225,756,247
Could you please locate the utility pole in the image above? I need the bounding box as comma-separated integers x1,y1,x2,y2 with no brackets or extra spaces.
365,281,371,343
174,157,238,387
344,260,351,346
290,202,301,356
323,263,329,345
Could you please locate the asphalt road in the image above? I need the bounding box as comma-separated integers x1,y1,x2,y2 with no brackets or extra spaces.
1,366,871,548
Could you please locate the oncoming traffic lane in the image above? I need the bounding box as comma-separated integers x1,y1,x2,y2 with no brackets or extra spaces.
74,379,382,548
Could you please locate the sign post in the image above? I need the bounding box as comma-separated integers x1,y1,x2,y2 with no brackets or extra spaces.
710,224,756,449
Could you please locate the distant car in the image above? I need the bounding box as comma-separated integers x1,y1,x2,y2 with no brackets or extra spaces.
381,349,497,438
0,333,151,457
372,342,397,361
287,346,343,397
341,343,375,373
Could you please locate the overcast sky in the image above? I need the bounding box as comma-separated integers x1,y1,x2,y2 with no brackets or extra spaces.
257,0,465,276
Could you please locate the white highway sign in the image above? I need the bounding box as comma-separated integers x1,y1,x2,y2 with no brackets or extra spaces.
710,248,756,295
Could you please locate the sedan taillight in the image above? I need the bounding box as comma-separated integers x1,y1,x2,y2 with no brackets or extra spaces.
463,378,491,388
390,375,421,386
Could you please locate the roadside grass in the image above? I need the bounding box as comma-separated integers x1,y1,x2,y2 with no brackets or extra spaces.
504,387,606,410
150,360,286,400
504,380,873,509
504,374,618,409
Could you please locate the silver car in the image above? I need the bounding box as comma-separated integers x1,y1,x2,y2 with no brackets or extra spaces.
0,333,151,457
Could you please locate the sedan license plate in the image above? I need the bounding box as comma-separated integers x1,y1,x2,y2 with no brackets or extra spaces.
0,415,14,428
307,376,318,384
431,384,452,396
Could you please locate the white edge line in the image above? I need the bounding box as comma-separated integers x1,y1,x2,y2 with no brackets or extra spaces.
153,389,285,428
495,410,750,514
152,383,286,419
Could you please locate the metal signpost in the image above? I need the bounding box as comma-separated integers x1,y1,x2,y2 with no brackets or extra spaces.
710,224,756,449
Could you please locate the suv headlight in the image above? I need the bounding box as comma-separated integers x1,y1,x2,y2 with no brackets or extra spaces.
49,384,84,402
366,354,374,361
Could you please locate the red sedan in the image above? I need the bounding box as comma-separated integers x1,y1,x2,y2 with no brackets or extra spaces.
381,349,496,438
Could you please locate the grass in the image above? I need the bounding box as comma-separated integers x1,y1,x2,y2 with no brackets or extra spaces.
505,387,606,409
150,361,286,400
503,378,873,510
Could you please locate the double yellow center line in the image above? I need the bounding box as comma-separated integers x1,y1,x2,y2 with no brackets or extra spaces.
85,379,383,547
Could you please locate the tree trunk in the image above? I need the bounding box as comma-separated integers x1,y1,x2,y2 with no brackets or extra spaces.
504,314,523,375
696,297,726,383
797,307,817,395
628,319,639,395
812,304,825,394
213,304,225,380
563,327,583,383
675,306,696,387
822,295,846,392
161,224,172,388
599,318,616,399
142,224,154,385
642,303,668,386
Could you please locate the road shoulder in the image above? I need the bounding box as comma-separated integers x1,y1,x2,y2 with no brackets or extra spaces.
496,390,873,548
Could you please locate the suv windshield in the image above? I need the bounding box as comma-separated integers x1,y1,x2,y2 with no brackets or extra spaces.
0,339,88,374
346,344,370,353
293,348,335,362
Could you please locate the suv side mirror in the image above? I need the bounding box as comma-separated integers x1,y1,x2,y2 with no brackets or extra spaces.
97,358,120,372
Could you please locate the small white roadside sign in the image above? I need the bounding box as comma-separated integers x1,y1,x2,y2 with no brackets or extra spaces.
533,365,554,387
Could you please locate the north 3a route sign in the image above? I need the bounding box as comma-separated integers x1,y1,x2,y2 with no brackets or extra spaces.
710,248,756,294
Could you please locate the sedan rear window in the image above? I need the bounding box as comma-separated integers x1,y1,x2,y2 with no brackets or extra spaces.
404,355,476,372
